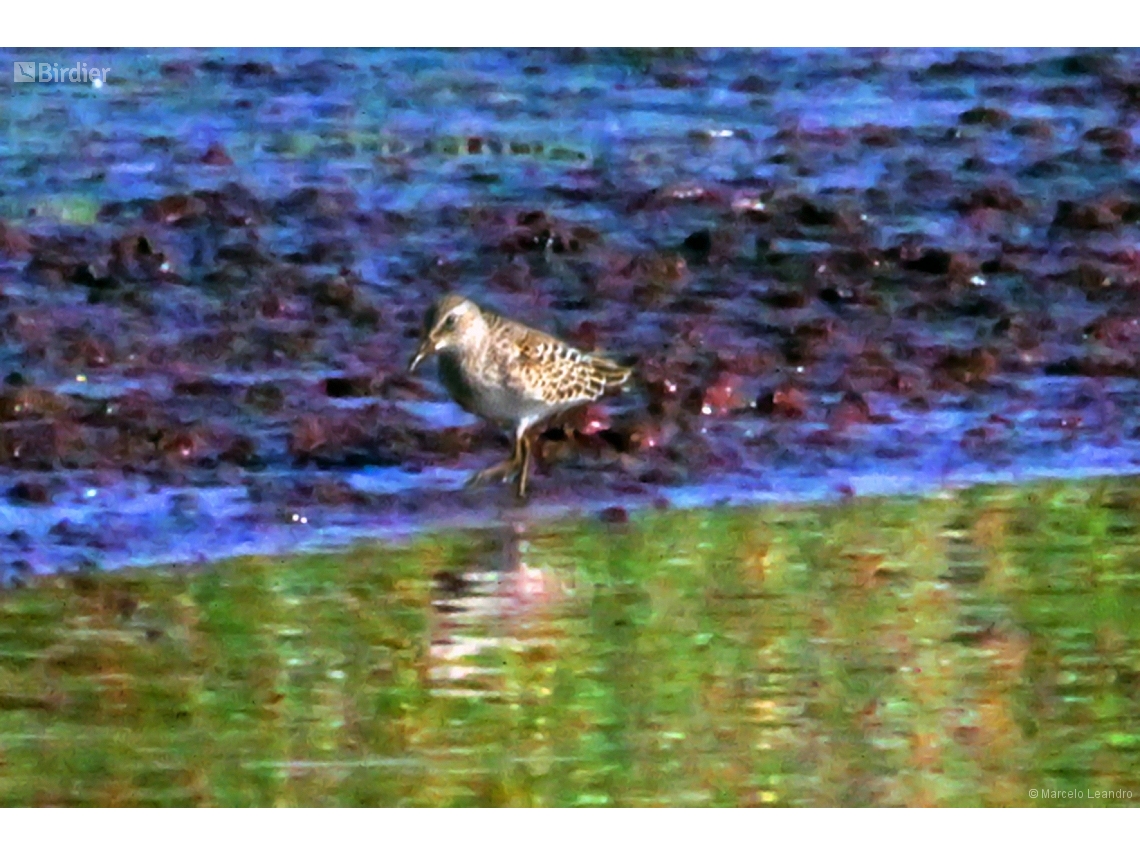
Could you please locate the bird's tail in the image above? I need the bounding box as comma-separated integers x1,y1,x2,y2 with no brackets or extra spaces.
589,355,635,390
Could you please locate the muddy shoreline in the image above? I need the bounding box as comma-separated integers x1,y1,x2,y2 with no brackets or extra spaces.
1,47,1140,575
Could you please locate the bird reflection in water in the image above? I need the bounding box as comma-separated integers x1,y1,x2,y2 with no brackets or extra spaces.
427,523,571,699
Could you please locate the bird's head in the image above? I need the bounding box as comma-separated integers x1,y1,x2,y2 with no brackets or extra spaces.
408,294,486,372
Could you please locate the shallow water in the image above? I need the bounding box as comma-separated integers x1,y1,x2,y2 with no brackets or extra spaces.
1,478,1137,806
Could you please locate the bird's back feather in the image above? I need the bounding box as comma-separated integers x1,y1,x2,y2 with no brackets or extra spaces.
483,310,632,407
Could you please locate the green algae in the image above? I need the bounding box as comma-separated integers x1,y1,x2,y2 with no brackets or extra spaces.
1,478,1139,806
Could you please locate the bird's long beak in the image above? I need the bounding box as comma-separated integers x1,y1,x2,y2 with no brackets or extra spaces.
408,340,432,373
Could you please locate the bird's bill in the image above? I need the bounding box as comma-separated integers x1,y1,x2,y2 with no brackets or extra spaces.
407,340,433,372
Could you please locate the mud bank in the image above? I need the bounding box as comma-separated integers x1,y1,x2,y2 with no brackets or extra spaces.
1,47,1140,573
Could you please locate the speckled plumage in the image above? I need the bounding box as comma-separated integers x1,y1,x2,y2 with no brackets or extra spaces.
408,294,631,497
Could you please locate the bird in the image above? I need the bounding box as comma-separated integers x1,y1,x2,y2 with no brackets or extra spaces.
407,294,632,498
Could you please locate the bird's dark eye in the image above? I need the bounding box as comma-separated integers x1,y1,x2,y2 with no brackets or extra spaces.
443,315,457,330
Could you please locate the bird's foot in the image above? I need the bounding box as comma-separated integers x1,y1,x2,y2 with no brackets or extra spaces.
465,459,518,489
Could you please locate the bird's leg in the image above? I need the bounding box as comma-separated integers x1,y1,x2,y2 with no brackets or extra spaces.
466,450,517,488
467,420,536,497
515,429,533,499
466,429,521,489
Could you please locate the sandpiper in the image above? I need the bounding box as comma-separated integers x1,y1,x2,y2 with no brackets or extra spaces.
408,294,632,498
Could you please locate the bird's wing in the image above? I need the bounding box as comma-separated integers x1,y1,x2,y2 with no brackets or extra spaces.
492,317,631,406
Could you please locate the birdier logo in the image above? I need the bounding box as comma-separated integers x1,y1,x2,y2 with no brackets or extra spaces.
12,61,110,85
